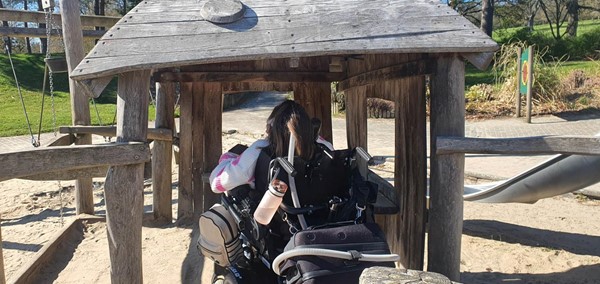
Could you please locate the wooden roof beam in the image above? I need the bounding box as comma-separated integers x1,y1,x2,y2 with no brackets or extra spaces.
462,52,495,71
156,71,345,83
338,59,433,91
78,76,114,98
59,126,173,141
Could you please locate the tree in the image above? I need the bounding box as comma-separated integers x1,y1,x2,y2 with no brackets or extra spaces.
565,0,600,37
526,0,541,31
445,0,483,26
36,0,47,53
0,0,12,53
23,0,32,54
539,0,570,39
480,0,494,36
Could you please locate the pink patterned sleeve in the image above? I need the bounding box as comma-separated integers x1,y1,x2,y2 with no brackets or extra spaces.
209,139,268,193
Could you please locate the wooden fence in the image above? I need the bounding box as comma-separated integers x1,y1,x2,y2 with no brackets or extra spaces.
0,9,120,39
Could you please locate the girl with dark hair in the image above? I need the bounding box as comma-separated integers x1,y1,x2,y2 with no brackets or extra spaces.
209,100,332,194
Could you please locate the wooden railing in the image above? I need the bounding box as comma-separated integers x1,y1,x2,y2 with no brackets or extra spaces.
0,142,151,182
0,8,120,39
436,136,600,156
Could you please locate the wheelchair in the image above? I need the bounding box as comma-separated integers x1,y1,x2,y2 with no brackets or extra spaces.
199,145,399,284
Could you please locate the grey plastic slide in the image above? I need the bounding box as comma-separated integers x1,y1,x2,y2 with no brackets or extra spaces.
464,133,600,203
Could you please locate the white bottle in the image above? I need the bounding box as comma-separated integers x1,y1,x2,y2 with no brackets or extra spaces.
254,179,288,225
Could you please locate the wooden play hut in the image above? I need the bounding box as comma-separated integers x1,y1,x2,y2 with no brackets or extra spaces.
69,0,498,282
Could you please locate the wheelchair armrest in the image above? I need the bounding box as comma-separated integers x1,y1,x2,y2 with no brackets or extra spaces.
279,202,327,215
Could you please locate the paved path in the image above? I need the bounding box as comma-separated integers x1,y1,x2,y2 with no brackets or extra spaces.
2,92,600,193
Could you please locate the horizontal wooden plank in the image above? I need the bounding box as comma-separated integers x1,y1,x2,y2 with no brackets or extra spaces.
9,215,104,284
462,52,495,70
0,9,120,27
222,82,293,93
78,76,114,98
157,71,344,83
338,60,432,91
0,142,150,182
19,166,109,181
123,0,411,23
42,134,75,147
0,26,105,39
86,16,492,58
59,126,172,141
106,8,463,40
437,136,600,156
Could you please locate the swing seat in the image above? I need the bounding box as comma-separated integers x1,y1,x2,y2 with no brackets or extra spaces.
45,57,69,73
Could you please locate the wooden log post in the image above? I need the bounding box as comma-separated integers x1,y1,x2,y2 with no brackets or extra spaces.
202,83,223,213
428,55,465,282
152,82,175,223
103,70,150,284
178,83,194,222
515,47,523,118
192,83,205,216
60,0,93,215
375,77,427,270
293,82,333,142
345,86,368,149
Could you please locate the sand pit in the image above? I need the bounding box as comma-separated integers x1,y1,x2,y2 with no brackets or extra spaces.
1,131,599,283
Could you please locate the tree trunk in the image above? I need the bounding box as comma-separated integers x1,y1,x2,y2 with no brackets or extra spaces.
527,0,540,32
539,0,568,40
94,0,105,44
24,0,32,54
0,0,11,53
480,0,494,37
567,0,579,37
37,0,47,54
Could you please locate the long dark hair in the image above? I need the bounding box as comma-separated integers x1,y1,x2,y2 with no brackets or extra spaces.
266,100,315,160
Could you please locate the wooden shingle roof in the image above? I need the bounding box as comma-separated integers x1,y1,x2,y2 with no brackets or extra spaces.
72,0,498,80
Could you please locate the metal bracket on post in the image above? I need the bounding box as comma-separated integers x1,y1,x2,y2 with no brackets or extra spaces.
42,0,55,9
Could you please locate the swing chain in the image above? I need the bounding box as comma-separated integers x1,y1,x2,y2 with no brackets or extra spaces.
45,7,59,136
57,180,65,226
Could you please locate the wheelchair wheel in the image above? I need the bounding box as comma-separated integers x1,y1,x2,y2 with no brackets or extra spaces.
212,265,238,284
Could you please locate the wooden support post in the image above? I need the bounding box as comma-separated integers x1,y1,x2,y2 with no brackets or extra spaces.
0,214,5,284
345,86,368,149
202,83,223,213
104,70,150,284
428,55,465,282
60,0,93,215
152,82,175,223
192,83,205,216
375,77,427,270
293,82,333,142
525,46,534,124
178,83,194,222
515,47,522,118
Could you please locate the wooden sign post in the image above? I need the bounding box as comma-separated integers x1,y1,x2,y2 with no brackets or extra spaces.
518,46,534,123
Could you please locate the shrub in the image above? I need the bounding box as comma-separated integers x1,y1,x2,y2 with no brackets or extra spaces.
498,27,600,60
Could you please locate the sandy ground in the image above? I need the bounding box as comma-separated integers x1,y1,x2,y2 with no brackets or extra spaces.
1,131,599,283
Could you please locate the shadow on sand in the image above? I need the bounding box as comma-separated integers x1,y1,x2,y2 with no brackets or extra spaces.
461,264,600,284
463,219,600,257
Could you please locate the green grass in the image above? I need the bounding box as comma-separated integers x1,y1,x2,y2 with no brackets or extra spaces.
466,64,497,88
493,19,600,41
466,60,599,89
0,53,155,137
555,60,600,76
